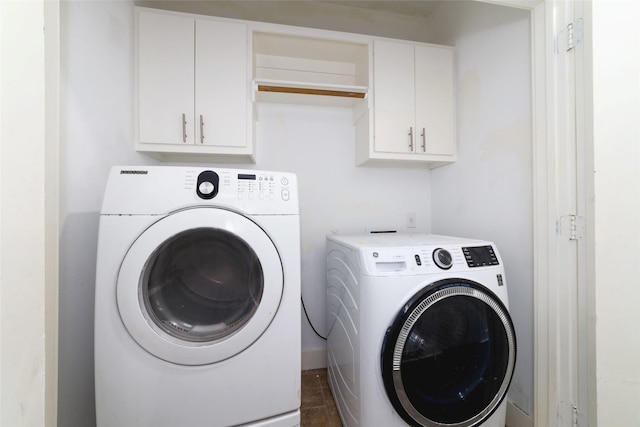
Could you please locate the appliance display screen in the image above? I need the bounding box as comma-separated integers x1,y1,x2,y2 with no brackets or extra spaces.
238,174,256,180
462,246,499,267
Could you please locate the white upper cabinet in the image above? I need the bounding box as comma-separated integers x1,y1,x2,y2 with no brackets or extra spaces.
138,11,194,146
371,40,416,154
136,8,252,162
195,20,247,149
356,39,455,167
414,44,456,157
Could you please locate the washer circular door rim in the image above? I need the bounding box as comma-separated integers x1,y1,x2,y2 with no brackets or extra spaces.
381,279,517,427
116,207,283,366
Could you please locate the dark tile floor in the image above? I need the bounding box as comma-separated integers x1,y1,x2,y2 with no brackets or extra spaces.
301,369,343,426
301,371,509,427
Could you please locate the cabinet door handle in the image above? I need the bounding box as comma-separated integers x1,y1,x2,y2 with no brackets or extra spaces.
199,115,205,144
408,127,414,152
182,113,187,143
421,128,426,152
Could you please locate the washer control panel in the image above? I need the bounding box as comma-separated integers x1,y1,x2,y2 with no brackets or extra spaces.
364,246,467,275
362,244,500,276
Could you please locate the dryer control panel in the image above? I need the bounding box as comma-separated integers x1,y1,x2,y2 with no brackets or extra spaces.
100,166,299,216
186,168,298,214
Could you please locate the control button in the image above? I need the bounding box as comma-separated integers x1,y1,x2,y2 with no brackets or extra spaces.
414,255,422,266
281,177,289,185
198,181,215,195
281,189,290,201
432,248,453,270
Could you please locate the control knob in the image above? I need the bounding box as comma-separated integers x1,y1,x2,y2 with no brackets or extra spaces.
433,248,453,270
196,170,219,200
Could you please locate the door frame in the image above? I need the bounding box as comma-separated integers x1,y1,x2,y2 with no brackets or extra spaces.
485,1,592,426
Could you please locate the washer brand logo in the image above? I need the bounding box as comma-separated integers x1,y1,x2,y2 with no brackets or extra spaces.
120,170,148,175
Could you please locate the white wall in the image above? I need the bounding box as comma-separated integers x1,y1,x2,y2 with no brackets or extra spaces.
253,104,430,352
59,2,155,426
427,1,534,418
591,0,640,424
58,2,431,426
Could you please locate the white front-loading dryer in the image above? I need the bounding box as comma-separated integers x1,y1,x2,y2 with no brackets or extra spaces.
326,233,516,427
94,166,301,427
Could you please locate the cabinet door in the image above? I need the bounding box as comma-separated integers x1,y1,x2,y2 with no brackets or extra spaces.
138,11,195,145
373,40,416,154
415,45,455,156
195,20,247,148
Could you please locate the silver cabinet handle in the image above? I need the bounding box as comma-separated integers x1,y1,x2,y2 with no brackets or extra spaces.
182,113,187,143
408,127,414,151
199,115,204,144
421,127,426,152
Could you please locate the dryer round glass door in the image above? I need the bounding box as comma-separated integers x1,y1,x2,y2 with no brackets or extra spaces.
116,207,283,366
141,227,263,343
381,279,516,427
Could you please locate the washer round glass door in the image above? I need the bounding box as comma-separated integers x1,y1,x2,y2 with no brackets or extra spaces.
381,279,516,427
116,208,283,366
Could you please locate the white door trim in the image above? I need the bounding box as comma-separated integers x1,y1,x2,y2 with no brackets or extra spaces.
480,1,578,426
0,1,60,426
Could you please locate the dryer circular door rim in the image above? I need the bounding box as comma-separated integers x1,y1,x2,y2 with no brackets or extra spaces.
381,278,516,427
116,207,284,366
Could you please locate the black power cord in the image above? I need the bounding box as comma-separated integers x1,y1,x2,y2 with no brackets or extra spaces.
301,297,327,340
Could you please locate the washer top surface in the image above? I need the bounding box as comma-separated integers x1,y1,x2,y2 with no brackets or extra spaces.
327,232,490,249
328,232,502,277
101,166,298,216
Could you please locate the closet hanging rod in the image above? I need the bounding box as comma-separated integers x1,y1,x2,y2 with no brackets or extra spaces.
257,85,366,99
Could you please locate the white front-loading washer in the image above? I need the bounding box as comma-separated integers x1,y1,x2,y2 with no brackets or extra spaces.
326,233,516,427
94,166,301,427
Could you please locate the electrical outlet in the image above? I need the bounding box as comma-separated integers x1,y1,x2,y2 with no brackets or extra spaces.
407,212,417,229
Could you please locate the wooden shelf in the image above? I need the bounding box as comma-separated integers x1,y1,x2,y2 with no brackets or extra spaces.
257,84,366,99
253,79,368,107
